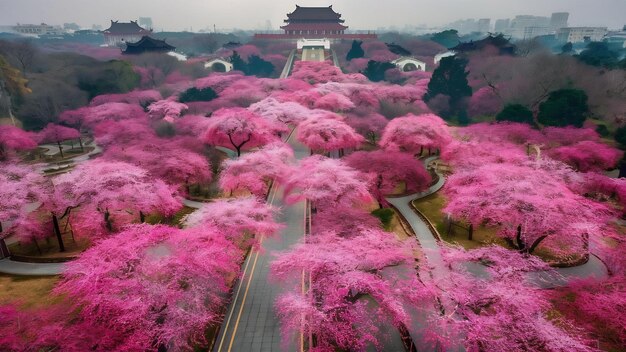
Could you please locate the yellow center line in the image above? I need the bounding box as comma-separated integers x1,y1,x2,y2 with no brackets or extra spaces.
217,187,278,352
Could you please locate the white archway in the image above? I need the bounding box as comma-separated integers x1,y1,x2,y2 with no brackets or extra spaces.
204,58,233,72
391,57,427,72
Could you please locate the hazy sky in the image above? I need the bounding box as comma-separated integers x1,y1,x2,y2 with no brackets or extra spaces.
0,0,624,31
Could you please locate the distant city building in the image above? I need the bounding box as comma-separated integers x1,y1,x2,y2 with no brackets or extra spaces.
494,19,510,33
138,17,153,30
122,36,175,54
12,23,62,36
606,26,626,48
557,27,608,43
477,19,491,33
63,23,80,31
550,12,569,30
506,15,550,39
446,19,478,34
253,5,377,40
102,20,152,47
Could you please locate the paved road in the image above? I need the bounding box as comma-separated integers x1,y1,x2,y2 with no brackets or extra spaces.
0,258,64,275
213,134,309,352
301,47,326,62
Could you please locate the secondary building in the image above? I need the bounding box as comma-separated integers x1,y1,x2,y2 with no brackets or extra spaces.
103,20,152,47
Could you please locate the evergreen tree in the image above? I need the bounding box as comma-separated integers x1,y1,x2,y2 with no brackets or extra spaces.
178,87,217,103
430,29,460,48
247,55,275,78
576,42,619,68
230,51,248,74
496,104,534,124
346,40,365,61
615,125,626,147
537,89,589,127
423,56,472,118
361,60,396,82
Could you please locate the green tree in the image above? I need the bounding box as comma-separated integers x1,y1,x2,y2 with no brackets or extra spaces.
496,104,534,124
346,40,364,61
561,42,573,54
423,56,472,118
361,60,396,82
229,51,247,74
430,29,460,48
537,89,589,127
179,87,217,103
615,125,626,147
576,42,619,68
247,55,274,78
77,60,139,99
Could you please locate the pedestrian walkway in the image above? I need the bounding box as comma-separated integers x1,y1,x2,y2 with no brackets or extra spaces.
0,258,64,276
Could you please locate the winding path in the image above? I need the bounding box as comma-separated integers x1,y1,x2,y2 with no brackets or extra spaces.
387,156,609,289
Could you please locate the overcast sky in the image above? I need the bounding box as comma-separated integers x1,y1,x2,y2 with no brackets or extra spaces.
0,0,624,31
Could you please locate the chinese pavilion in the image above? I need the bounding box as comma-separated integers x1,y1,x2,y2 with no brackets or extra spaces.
281,5,347,36
122,36,175,55
103,20,152,47
254,5,376,40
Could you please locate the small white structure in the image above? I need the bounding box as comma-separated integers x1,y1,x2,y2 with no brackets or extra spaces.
204,58,233,72
434,51,456,64
297,38,331,50
391,57,427,72
557,27,608,43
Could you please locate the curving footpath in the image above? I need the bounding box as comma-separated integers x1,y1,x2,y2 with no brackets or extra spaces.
0,258,64,275
388,156,608,289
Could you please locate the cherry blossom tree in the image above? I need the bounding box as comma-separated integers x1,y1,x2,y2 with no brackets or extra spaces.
60,102,146,129
272,227,431,351
284,155,372,209
313,92,355,112
55,224,242,351
297,117,364,153
37,123,81,157
444,162,611,254
201,107,277,156
219,142,293,197
0,125,37,160
345,150,432,207
548,140,622,172
185,197,280,247
0,162,46,254
379,113,452,154
248,97,311,126
438,245,597,352
93,119,157,148
147,99,189,122
346,113,388,144
53,160,181,235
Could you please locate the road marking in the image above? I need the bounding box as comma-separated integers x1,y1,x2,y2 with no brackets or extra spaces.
217,187,278,352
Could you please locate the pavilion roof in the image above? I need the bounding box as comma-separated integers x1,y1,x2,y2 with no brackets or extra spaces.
285,5,345,23
103,20,151,34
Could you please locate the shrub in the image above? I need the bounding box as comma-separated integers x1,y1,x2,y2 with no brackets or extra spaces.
371,208,395,231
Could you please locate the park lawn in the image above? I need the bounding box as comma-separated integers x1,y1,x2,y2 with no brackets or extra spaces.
146,206,197,227
411,193,507,250
0,275,62,309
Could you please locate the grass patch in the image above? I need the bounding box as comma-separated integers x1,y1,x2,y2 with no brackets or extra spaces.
371,208,395,231
145,206,197,227
411,193,505,250
0,275,61,309
8,232,90,259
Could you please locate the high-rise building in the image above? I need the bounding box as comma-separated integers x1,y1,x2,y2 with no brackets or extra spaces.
550,12,569,30
506,15,550,39
494,19,510,33
477,18,491,33
557,27,608,43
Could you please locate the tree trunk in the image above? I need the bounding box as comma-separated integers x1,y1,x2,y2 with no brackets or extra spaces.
57,141,64,158
140,211,146,223
515,224,525,251
52,214,66,252
104,210,113,232
528,235,548,254
468,224,473,241
79,137,84,152
33,239,42,255
0,222,10,258
420,146,424,155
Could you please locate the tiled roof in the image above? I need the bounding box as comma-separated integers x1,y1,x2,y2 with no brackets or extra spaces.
285,5,344,23
103,20,151,34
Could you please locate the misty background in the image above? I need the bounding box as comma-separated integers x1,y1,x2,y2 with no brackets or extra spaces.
0,0,625,31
